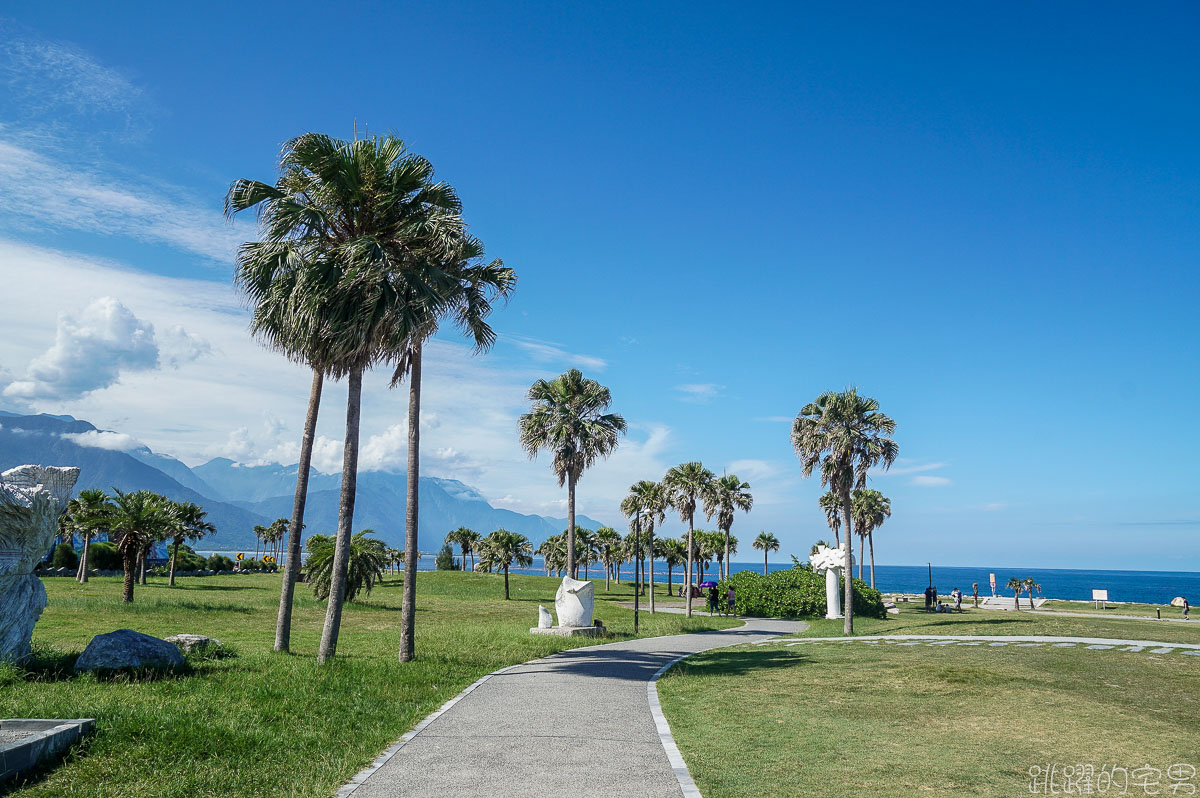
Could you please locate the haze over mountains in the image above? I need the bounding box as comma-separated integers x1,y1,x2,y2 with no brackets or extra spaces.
0,411,610,552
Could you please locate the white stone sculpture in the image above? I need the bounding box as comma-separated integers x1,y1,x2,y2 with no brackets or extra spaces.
810,544,853,620
537,605,553,629
554,576,594,627
0,465,80,662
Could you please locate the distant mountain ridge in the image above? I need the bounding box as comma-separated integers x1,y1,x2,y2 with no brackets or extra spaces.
0,412,612,552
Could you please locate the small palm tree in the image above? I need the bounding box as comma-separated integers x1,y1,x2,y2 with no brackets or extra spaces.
108,490,173,603
168,501,216,586
62,488,112,583
819,491,843,549
656,537,686,596
663,462,717,617
445,527,479,572
486,529,533,599
753,531,780,575
519,369,626,579
705,473,753,582
306,531,388,602
593,526,622,590
1007,577,1024,611
851,489,891,588
621,480,667,610
792,388,898,635
574,527,596,579
1023,577,1042,610
536,534,565,576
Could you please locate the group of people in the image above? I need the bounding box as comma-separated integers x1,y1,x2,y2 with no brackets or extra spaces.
692,584,736,615
925,585,965,613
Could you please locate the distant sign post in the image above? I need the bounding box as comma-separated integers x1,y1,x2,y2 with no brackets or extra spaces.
989,573,996,597
1092,589,1108,609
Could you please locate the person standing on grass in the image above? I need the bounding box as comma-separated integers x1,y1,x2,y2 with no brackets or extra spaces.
707,585,719,614
1184,598,1190,620
727,585,735,615
953,587,963,612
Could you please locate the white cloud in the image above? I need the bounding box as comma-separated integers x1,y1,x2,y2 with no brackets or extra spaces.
0,36,142,119
726,459,777,482
754,415,793,423
509,337,607,371
60,429,143,452
882,460,949,476
359,424,408,471
910,475,951,487
3,297,158,400
160,325,211,368
0,139,244,263
675,383,723,402
979,502,1006,512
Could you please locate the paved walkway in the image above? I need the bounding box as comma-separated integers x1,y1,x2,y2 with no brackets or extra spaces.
342,617,805,798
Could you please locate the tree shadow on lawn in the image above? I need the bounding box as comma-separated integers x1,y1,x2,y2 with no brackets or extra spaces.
668,648,808,678
1,647,211,685
907,617,1042,631
141,582,271,593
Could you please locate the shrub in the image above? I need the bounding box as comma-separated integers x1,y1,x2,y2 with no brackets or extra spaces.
435,544,458,571
206,554,234,572
87,541,122,571
51,543,79,570
170,544,207,572
723,565,886,620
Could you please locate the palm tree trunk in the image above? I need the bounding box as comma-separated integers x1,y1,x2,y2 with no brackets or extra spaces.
169,539,180,587
400,342,423,663
868,531,876,588
841,484,855,635
859,534,864,580
763,549,768,575
275,370,322,653
318,367,363,664
77,535,90,583
122,549,137,603
566,473,577,579
139,548,147,585
723,529,731,582
685,514,695,618
604,558,610,591
648,533,655,614
504,565,510,600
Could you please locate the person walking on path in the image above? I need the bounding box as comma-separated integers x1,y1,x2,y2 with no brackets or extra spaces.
1185,598,1190,620
707,585,719,615
727,585,736,615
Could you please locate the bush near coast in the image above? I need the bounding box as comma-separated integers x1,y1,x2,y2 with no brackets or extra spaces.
723,565,887,619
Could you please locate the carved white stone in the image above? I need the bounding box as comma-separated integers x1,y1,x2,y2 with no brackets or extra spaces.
0,465,80,662
554,576,594,628
810,544,854,620
537,605,553,629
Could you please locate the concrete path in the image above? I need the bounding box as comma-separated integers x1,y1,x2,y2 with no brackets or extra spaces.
342,617,805,798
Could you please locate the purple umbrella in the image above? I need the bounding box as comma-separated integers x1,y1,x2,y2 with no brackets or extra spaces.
699,580,718,588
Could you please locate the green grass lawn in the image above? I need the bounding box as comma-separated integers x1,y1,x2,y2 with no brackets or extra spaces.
659,628,1200,797
797,604,1200,644
1,570,737,797
1041,599,1191,619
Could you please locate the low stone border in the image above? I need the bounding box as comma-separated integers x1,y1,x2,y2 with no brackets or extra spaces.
0,719,94,783
648,655,706,798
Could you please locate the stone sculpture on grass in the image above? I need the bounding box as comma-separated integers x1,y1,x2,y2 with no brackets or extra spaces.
554,575,594,627
0,465,80,662
810,544,852,620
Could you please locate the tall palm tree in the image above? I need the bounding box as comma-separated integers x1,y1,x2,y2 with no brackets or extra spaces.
705,473,753,582
486,529,533,600
1023,577,1042,610
851,489,891,588
753,531,780,576
792,388,898,635
229,132,464,663
445,527,479,572
621,480,666,612
819,491,843,549
62,488,112,583
108,490,173,603
656,537,686,596
593,526,622,590
168,501,216,587
519,369,626,578
389,228,516,664
662,462,716,617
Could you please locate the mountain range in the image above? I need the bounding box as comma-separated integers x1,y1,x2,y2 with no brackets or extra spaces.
0,411,611,552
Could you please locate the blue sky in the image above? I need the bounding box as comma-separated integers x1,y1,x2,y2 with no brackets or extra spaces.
0,3,1197,569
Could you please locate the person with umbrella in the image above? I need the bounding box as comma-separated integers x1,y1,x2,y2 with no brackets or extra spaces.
701,580,719,614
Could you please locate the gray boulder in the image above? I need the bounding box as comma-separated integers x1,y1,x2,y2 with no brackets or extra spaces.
164,634,221,654
74,629,185,672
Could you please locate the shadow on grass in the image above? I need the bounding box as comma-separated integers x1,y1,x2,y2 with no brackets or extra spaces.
911,617,1040,630
141,582,271,593
0,738,94,798
669,648,808,678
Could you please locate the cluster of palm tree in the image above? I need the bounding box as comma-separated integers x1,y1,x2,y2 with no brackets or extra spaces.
306,530,388,602
58,489,217,601
228,131,516,663
1006,576,1042,610
814,488,892,588
792,388,898,634
252,519,290,563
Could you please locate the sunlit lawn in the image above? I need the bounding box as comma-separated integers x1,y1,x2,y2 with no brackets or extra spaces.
659,607,1200,798
1,570,737,797
1042,599,1191,620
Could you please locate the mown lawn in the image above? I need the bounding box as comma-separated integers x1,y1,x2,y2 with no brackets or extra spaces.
1,570,737,797
1042,599,1191,620
659,619,1200,797
797,603,1200,644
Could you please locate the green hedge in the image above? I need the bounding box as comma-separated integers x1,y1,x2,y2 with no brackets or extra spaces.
51,543,79,570
722,566,886,619
87,541,122,571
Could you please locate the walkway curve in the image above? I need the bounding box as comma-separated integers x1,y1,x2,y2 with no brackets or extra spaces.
762,634,1200,653
339,616,805,798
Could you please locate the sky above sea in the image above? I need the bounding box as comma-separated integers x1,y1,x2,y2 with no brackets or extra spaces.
0,3,1197,570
